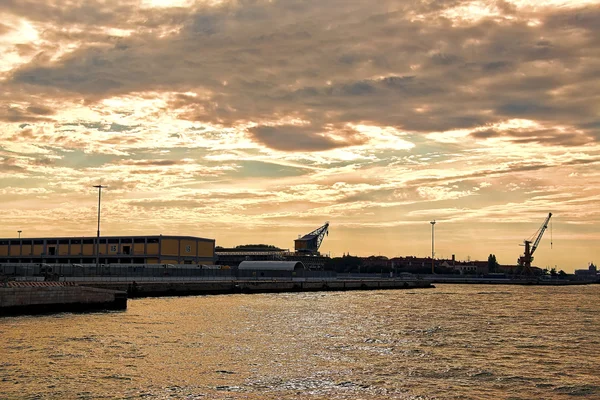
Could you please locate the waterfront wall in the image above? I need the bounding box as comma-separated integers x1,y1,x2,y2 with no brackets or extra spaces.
82,278,433,298
0,282,127,316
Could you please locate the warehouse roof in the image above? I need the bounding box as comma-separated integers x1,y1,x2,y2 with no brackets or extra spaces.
238,261,306,271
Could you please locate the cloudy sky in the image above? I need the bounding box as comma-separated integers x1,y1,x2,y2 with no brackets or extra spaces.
1,0,599,271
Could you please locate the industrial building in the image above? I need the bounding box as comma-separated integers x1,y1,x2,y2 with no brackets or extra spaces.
0,235,215,265
214,222,331,269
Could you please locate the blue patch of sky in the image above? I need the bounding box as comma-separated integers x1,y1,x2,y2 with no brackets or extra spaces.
223,160,309,179
55,149,117,168
61,122,139,132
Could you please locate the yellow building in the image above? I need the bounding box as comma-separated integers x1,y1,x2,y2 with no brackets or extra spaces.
0,235,215,265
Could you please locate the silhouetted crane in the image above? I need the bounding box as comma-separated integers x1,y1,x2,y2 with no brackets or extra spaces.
518,213,552,275
294,222,329,255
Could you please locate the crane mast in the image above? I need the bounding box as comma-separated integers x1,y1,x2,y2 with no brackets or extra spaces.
518,213,552,274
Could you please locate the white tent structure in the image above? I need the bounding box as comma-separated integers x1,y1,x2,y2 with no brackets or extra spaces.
238,261,306,271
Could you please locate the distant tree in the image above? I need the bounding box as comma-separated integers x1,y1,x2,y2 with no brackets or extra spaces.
487,254,499,273
558,270,567,278
235,244,281,250
323,255,362,273
542,268,549,275
550,267,558,277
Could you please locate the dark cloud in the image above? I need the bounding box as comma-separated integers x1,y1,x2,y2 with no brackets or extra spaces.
120,159,183,166
3,0,600,149
0,22,11,35
0,157,26,172
429,52,462,66
496,0,518,15
497,102,553,116
248,125,366,152
26,106,54,116
0,106,54,123
481,61,513,72
30,157,56,166
470,127,594,146
407,162,555,190
544,6,600,32
564,157,600,166
471,129,497,139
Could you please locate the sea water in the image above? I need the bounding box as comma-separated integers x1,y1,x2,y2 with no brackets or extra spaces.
1,284,599,399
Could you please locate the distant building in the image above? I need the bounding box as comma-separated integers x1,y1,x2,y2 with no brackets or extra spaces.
361,256,389,268
574,263,598,277
498,264,543,275
216,249,328,269
453,264,477,274
0,235,215,265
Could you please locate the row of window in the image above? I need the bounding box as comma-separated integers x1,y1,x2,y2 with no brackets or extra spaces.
0,258,149,264
43,244,133,255
0,238,160,245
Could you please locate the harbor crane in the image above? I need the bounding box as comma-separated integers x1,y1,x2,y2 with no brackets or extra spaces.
294,222,329,255
517,213,552,274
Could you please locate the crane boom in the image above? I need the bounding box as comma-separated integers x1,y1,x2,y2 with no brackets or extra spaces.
517,213,552,274
530,212,552,256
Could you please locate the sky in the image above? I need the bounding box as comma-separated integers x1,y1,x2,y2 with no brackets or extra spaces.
0,0,599,271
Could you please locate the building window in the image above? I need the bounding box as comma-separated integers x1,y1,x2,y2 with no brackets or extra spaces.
48,247,56,256
123,245,131,255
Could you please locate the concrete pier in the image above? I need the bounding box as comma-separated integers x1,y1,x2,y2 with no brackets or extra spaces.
80,278,433,298
0,282,127,316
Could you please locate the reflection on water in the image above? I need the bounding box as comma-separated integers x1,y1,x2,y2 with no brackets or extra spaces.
1,285,599,399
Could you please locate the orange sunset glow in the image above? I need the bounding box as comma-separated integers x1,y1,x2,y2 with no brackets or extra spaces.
1,0,599,271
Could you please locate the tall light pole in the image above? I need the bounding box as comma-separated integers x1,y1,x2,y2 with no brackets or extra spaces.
93,185,106,272
17,230,22,239
430,220,436,274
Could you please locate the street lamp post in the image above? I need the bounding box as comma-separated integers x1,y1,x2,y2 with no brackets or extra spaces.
430,220,436,274
93,185,106,273
17,230,22,239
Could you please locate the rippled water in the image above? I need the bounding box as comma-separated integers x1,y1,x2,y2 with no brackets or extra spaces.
1,284,599,399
